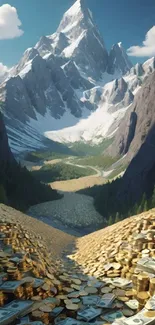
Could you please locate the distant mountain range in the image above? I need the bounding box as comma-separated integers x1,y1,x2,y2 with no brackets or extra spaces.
1,0,155,229
1,0,154,154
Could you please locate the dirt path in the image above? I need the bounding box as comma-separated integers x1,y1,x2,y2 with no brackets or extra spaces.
50,175,105,192
48,158,105,191
30,156,103,177
65,159,102,177
28,156,105,191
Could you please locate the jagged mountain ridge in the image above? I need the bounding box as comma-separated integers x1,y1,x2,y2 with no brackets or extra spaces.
35,0,132,79
0,0,153,153
45,59,155,145
35,0,109,79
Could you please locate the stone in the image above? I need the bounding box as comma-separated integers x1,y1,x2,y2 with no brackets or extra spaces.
66,304,79,311
85,287,98,294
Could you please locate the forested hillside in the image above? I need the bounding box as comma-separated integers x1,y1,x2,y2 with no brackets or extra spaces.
0,112,60,211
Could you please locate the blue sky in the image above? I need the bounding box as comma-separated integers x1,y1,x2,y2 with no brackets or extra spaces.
0,0,155,68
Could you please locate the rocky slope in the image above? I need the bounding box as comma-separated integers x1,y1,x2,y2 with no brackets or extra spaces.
27,192,104,234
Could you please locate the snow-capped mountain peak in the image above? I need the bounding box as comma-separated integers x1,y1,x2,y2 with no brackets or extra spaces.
1,0,151,154
56,0,108,79
34,0,109,80
57,0,93,40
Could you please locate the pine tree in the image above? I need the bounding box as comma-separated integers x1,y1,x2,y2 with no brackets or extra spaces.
115,212,120,223
137,205,143,214
133,203,139,215
141,193,147,211
108,215,113,226
0,184,7,204
143,200,148,212
151,186,155,208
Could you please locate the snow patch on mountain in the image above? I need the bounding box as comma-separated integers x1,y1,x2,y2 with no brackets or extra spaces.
45,101,129,145
44,80,131,144
62,30,86,58
19,60,33,78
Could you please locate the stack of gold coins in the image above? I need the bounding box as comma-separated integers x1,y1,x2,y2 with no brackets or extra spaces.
137,273,149,292
7,267,18,280
19,259,27,272
132,274,138,298
137,291,149,311
126,272,132,280
148,242,154,250
13,268,22,281
0,291,5,307
149,278,155,296
24,282,34,299
15,285,24,299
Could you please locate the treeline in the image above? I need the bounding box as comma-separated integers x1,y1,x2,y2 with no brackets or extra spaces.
0,160,61,211
32,163,94,183
25,151,70,163
80,178,155,226
77,155,118,169
107,191,154,226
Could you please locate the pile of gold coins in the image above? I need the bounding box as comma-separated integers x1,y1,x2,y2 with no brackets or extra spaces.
0,210,155,324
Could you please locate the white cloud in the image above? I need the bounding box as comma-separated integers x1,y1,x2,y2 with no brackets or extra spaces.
0,4,24,39
0,62,8,76
127,26,155,57
0,62,8,82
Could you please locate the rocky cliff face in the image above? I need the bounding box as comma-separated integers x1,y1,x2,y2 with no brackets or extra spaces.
118,134,155,203
108,72,155,203
108,71,155,160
